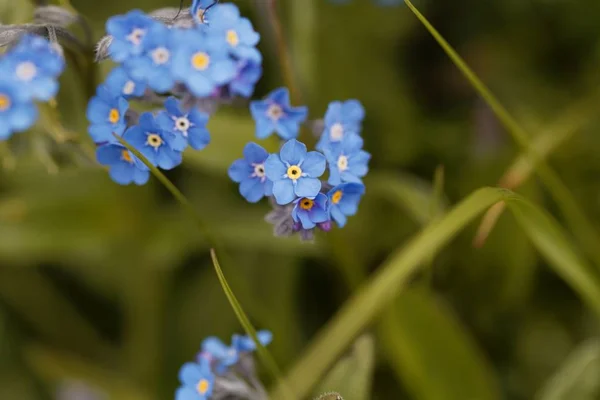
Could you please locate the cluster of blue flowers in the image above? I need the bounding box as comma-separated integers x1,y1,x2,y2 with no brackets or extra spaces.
89,0,262,185
229,88,370,237
176,330,272,400
0,34,65,140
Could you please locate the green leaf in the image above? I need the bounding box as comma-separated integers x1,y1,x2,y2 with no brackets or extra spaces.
271,188,600,399
313,335,375,400
535,339,600,400
379,288,500,400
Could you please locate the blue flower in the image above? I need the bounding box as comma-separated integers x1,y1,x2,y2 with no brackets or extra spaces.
328,183,365,227
205,4,261,63
126,112,182,170
126,24,177,93
104,66,146,98
96,132,150,186
156,97,210,151
232,330,273,353
106,10,156,62
229,60,262,98
1,34,64,101
325,134,370,185
265,139,325,205
292,194,330,229
317,99,364,151
250,87,308,140
86,86,128,143
0,81,37,140
191,0,216,24
171,28,237,97
199,336,238,373
228,142,273,203
176,359,214,400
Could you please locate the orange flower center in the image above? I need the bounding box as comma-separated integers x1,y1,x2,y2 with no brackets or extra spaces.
196,379,210,395
331,190,343,204
108,109,120,124
0,94,10,111
121,150,133,163
300,198,314,210
191,52,210,70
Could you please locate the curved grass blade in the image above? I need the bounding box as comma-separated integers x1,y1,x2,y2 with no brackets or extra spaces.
403,0,600,271
271,188,600,399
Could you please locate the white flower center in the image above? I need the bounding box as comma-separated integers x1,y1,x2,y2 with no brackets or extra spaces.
151,47,170,65
123,80,136,95
15,62,37,81
253,163,266,181
337,155,348,172
126,28,146,46
174,116,191,136
330,123,344,141
267,104,283,121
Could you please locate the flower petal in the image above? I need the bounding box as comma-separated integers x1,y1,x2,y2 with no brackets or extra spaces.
243,142,268,164
279,139,307,165
295,177,321,198
264,154,286,181
301,151,326,177
272,179,296,205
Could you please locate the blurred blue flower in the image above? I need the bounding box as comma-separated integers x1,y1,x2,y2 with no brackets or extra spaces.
292,194,330,230
317,99,364,151
126,112,182,169
96,132,150,186
205,3,261,63
250,87,307,140
229,60,262,98
0,81,37,140
191,0,215,24
327,182,365,227
199,336,238,374
265,139,325,205
2,34,64,102
106,10,156,62
86,86,128,143
172,28,237,98
176,359,214,400
156,97,210,151
126,24,176,93
325,134,370,185
232,330,273,352
104,66,146,98
228,142,273,203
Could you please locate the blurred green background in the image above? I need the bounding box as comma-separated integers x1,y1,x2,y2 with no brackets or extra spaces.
1,0,600,399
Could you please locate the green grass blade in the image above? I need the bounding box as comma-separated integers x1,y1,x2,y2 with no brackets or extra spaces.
403,0,600,271
210,249,293,400
271,187,600,399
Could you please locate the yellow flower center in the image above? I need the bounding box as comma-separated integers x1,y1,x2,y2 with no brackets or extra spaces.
121,149,133,163
331,190,343,204
146,133,163,149
108,108,120,124
191,52,210,71
226,30,239,46
300,198,314,210
337,155,348,171
196,379,210,395
0,94,11,111
287,165,302,181
266,104,283,121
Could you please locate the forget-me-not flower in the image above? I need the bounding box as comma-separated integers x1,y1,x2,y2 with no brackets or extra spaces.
0,81,38,140
232,330,273,353
86,86,128,143
126,23,177,93
229,60,262,98
96,132,150,186
171,28,237,97
228,142,273,203
106,10,156,62
205,3,261,63
126,112,182,169
317,99,365,151
104,66,146,98
250,87,308,140
265,139,326,205
198,336,238,374
328,182,365,227
325,134,370,185
156,97,209,151
176,359,214,400
291,194,330,230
